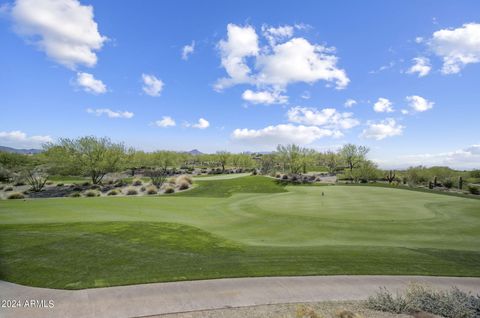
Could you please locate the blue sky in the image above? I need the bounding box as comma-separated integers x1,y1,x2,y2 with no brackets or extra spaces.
0,0,479,168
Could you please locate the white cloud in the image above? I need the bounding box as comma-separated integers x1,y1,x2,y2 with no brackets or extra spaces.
232,124,340,146
11,0,107,69
185,118,210,129
415,37,424,43
261,24,294,45
406,95,434,112
215,24,259,90
155,116,176,127
398,145,480,169
361,118,404,140
301,91,311,99
429,23,480,74
344,99,357,108
215,24,349,92
241,89,287,105
182,41,195,60
287,106,359,129
407,57,431,77
373,98,394,113
76,72,106,94
142,74,164,97
0,130,53,148
86,108,133,119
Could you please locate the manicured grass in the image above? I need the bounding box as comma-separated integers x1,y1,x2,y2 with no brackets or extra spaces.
0,176,479,289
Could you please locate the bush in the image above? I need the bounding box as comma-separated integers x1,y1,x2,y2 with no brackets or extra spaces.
45,181,54,185
176,175,192,185
14,180,26,186
56,183,64,187
4,186,13,192
178,181,189,190
366,283,480,318
7,192,24,200
132,178,143,186
69,192,82,197
82,181,91,187
140,186,146,192
164,186,175,194
84,190,100,197
443,178,454,189
146,186,157,195
0,185,3,191
468,185,479,195
114,179,127,187
107,189,119,196
125,187,138,195
90,184,101,190
0,166,13,182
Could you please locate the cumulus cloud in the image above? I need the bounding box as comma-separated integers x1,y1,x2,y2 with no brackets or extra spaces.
407,57,431,77
287,106,359,129
155,116,176,127
373,98,394,113
0,130,52,148
185,118,210,129
76,72,106,94
344,99,357,108
232,124,340,146
215,24,349,92
86,108,133,119
142,74,164,97
361,118,404,140
241,89,288,105
11,0,107,69
398,145,480,170
429,23,480,74
181,41,195,60
405,95,434,113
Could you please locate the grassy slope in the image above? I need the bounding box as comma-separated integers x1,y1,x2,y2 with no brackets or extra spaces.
1,176,480,289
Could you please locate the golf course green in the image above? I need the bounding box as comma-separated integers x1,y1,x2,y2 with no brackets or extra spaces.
1,176,479,289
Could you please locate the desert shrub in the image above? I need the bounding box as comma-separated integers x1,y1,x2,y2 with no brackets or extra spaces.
107,189,119,196
114,179,127,187
275,174,281,178
84,190,100,197
0,166,13,182
140,186,146,192
7,192,24,200
4,186,13,192
125,187,138,195
163,186,175,194
282,174,288,180
443,178,454,189
132,178,143,186
69,192,81,197
295,305,321,318
82,181,91,187
178,181,189,190
335,309,363,318
146,186,157,195
251,169,258,175
45,181,53,185
13,180,26,186
90,184,101,190
0,185,4,191
56,183,64,187
468,185,479,195
176,175,192,185
367,284,480,318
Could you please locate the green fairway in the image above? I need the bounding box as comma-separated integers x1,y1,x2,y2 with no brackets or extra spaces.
1,176,479,289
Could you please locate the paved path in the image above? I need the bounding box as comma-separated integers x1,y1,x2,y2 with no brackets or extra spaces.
1,276,479,318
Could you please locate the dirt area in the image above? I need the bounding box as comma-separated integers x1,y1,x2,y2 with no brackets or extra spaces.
152,301,412,318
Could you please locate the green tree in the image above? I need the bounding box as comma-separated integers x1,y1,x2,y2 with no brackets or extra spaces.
216,151,231,172
44,136,126,184
340,144,369,173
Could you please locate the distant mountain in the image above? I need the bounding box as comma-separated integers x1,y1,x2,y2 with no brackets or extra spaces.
0,146,42,154
187,149,203,155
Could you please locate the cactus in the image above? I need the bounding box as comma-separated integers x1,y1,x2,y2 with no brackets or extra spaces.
428,181,433,189
433,176,437,187
402,177,407,184
385,170,396,184
458,176,463,190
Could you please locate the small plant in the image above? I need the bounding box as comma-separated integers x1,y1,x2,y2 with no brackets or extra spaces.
13,180,26,186
468,185,479,195
178,181,189,190
146,186,157,195
132,178,143,186
335,309,363,318
443,178,453,189
296,305,321,318
90,184,101,190
0,185,4,191
22,169,49,192
56,183,64,187
4,186,14,192
140,186,146,192
84,190,100,197
82,181,91,187
45,181,54,185
69,192,82,197
176,175,193,185
163,186,175,194
107,189,119,196
7,192,25,200
125,187,138,195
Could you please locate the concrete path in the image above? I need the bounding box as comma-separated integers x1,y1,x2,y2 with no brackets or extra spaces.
1,276,479,318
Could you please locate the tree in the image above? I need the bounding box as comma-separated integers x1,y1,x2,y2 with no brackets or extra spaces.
340,144,369,173
216,151,231,172
322,151,341,175
351,160,379,183
0,151,30,170
145,151,178,187
44,136,126,184
276,144,303,174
